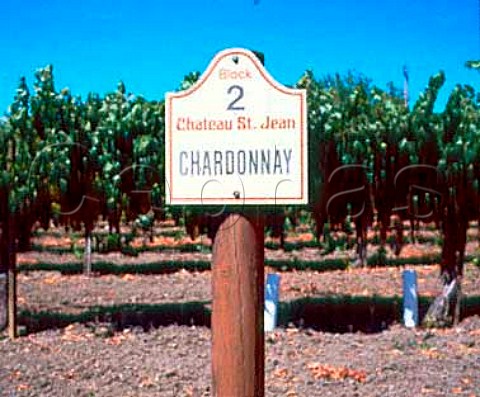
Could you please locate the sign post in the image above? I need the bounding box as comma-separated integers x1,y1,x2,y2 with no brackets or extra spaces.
211,213,265,396
166,48,307,397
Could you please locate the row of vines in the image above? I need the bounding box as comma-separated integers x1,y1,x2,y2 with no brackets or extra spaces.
0,65,479,334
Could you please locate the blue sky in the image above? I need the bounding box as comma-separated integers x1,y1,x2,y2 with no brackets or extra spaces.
0,0,478,114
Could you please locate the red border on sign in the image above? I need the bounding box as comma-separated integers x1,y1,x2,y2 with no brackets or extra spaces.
167,48,306,204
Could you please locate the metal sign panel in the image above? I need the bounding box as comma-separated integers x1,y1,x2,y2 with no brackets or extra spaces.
165,48,307,205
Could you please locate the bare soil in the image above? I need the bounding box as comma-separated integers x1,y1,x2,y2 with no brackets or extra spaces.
1,226,480,396
1,318,480,396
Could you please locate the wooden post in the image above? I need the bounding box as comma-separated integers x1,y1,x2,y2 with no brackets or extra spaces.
7,213,17,339
84,229,92,275
7,259,17,338
212,213,264,397
0,273,6,330
0,189,8,331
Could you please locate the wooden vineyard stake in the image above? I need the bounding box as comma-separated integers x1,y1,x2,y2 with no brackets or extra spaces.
212,213,265,396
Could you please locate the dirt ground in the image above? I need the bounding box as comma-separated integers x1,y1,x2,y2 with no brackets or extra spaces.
1,226,480,396
14,262,480,315
1,318,480,396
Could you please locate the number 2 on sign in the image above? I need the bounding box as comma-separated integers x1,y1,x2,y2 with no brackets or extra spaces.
227,85,245,111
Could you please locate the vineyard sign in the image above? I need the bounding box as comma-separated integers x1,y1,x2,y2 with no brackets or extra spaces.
165,48,308,205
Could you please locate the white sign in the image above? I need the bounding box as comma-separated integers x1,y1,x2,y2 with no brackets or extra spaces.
165,48,307,205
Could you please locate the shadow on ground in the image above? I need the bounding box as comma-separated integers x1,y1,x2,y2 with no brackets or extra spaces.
18,295,480,335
